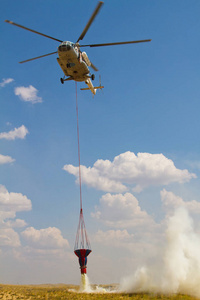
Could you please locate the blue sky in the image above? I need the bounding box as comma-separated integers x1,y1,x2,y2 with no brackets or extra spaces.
1,0,200,286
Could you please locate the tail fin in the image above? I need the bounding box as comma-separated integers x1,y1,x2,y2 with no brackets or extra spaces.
80,86,104,91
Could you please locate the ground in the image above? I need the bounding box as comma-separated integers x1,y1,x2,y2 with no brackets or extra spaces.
0,285,199,300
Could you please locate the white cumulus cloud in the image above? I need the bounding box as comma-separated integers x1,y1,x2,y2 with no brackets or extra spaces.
91,192,155,229
21,227,69,249
161,189,200,214
64,164,127,193
0,185,32,214
0,185,70,257
0,78,14,87
0,185,32,248
14,85,42,103
94,229,134,248
5,219,28,228
0,125,29,140
0,228,21,247
0,185,27,248
0,154,15,164
63,151,196,193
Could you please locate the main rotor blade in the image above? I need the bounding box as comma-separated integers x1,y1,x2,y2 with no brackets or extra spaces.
80,39,152,47
19,51,57,64
76,1,104,43
5,20,63,43
91,62,98,72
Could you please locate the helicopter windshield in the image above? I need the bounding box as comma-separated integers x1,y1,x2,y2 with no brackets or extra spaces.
58,41,75,52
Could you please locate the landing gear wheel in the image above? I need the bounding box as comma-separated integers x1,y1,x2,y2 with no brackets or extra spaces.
60,78,64,84
91,74,95,81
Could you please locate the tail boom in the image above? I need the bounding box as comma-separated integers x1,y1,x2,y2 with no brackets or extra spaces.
80,78,104,95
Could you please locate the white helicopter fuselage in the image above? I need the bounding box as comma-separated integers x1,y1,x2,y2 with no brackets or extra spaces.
57,41,89,81
57,41,97,95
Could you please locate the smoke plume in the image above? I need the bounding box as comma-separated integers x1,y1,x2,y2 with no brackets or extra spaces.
120,207,200,297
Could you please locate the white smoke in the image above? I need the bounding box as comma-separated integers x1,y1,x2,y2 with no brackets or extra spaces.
79,274,115,293
80,274,92,293
120,207,200,297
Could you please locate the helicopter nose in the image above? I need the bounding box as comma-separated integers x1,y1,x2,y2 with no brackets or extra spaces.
58,43,71,52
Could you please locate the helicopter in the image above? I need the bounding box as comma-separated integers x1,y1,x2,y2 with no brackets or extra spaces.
5,1,151,95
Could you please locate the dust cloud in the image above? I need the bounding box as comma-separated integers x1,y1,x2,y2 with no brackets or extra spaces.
120,207,200,297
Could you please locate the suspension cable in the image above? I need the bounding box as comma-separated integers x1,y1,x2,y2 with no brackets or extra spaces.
74,82,91,251
75,82,83,211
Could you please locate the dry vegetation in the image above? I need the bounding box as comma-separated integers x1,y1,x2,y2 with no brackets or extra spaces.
0,285,199,300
